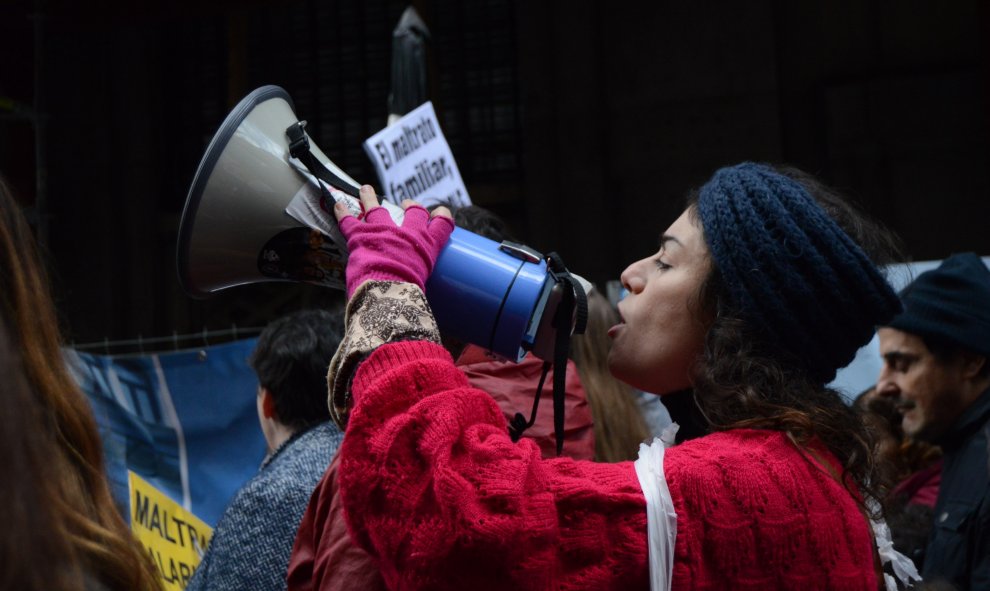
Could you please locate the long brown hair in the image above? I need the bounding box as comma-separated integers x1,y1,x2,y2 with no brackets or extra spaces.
570,290,652,462
684,165,903,513
0,176,162,590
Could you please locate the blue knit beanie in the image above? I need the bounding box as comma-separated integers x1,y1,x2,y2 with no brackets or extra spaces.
886,253,990,357
696,162,902,383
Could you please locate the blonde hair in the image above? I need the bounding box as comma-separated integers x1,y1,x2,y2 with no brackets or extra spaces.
0,176,162,591
570,290,651,462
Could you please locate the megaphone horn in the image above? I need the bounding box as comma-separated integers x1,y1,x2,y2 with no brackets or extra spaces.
177,85,361,298
178,85,586,364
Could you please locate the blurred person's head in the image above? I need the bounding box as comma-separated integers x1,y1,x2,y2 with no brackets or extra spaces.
250,308,344,452
876,253,990,443
570,289,651,461
0,175,161,590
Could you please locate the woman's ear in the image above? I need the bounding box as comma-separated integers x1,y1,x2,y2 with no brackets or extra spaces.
261,388,278,420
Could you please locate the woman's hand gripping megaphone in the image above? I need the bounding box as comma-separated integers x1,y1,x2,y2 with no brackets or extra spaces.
333,185,455,298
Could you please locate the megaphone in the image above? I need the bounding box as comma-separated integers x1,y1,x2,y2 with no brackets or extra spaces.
178,85,585,363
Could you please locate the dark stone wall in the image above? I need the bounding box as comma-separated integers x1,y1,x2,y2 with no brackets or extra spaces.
0,0,986,345
516,1,988,285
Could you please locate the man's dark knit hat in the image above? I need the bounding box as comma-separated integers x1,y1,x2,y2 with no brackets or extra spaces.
887,252,990,357
696,162,902,383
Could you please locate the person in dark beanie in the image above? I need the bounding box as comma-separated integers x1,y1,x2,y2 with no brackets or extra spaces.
320,163,922,590
876,252,990,590
187,308,345,591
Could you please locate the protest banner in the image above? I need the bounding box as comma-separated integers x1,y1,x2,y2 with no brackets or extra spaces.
363,101,471,208
69,339,266,526
130,471,213,590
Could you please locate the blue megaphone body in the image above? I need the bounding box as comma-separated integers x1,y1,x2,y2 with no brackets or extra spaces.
427,227,554,361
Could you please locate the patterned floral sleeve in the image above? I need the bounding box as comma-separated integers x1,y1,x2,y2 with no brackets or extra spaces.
327,280,441,428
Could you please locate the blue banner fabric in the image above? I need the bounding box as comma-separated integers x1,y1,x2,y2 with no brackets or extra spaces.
67,338,267,527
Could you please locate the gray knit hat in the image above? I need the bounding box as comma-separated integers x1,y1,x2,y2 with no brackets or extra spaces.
696,162,902,382
887,252,990,357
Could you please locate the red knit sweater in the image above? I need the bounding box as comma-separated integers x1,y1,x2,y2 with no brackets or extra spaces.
286,345,596,591
338,340,879,590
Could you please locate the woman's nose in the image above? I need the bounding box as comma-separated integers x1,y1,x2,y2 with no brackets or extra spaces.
620,259,646,294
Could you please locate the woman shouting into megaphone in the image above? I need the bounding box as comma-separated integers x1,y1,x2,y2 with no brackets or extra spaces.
322,163,918,591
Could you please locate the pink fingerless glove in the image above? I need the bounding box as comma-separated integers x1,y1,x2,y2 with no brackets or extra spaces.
338,204,455,298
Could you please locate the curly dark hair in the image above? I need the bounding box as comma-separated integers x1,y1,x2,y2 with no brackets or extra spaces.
684,165,904,515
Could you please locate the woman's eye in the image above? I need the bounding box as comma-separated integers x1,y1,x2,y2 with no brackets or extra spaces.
654,259,671,270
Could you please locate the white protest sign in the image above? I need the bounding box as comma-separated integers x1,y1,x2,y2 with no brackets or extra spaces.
363,102,471,208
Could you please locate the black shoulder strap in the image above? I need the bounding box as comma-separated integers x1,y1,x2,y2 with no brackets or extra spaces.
507,253,587,456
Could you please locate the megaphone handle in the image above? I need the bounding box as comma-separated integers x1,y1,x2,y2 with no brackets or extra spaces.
300,150,361,199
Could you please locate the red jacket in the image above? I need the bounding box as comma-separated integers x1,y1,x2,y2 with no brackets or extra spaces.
286,345,595,591
454,345,595,459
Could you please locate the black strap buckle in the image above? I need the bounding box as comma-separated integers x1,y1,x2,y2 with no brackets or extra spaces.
284,121,360,199
286,120,311,159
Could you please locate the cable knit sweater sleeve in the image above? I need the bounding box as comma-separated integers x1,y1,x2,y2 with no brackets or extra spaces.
336,338,649,591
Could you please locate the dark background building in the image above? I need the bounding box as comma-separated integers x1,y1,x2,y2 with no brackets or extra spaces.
1,0,987,349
